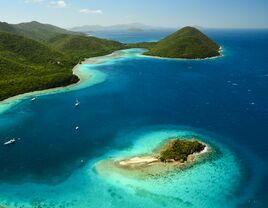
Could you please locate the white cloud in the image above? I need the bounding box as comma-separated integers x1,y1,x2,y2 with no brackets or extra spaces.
50,0,66,8
79,9,103,15
24,0,44,3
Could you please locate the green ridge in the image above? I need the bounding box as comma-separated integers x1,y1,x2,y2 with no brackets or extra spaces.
0,21,77,41
48,34,126,62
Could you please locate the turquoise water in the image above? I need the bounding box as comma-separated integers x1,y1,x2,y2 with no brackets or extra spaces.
0,127,244,208
0,30,268,207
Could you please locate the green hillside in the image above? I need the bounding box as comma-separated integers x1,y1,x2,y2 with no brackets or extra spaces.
48,34,126,62
0,32,78,101
0,21,77,41
144,26,220,59
0,21,125,101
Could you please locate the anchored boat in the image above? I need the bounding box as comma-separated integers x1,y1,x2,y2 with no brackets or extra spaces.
4,139,16,146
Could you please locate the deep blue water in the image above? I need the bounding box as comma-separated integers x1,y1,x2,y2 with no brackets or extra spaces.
0,29,268,207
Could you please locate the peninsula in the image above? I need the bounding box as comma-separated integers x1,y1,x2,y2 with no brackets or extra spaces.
0,22,221,101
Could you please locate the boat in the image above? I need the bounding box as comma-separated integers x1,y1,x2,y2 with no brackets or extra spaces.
4,139,16,146
75,126,79,130
31,97,36,101
75,99,80,107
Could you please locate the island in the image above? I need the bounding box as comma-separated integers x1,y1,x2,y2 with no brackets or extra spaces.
0,21,221,102
95,137,210,178
127,27,144,32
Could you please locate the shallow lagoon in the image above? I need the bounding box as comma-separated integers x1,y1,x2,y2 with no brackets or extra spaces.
0,29,268,207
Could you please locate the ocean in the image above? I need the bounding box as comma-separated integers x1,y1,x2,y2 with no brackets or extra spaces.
0,29,267,207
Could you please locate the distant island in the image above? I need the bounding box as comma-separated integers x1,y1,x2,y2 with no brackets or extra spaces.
96,137,210,178
69,23,174,32
0,21,221,101
128,27,144,32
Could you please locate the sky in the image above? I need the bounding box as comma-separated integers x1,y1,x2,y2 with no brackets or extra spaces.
0,0,268,29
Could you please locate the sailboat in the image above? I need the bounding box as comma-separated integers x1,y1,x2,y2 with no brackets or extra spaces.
75,99,80,107
4,138,16,146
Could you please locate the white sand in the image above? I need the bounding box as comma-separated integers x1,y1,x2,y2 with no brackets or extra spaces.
119,156,159,166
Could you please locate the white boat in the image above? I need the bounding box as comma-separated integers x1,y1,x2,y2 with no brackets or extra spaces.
31,97,36,101
75,126,79,130
75,99,80,107
4,139,16,146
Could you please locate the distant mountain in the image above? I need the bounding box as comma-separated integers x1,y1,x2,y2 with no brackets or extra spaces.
0,21,77,41
128,28,144,32
70,23,174,32
143,26,220,59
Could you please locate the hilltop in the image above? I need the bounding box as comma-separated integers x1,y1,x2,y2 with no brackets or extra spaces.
135,26,221,59
0,21,77,41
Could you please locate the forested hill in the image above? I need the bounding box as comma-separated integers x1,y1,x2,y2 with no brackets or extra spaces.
129,27,220,59
0,21,126,101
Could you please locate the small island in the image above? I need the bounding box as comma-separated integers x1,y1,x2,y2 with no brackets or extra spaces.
95,137,210,179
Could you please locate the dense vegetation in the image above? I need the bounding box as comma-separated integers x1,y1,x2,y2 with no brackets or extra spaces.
143,26,220,59
0,22,125,101
0,32,79,100
160,139,206,162
48,34,126,63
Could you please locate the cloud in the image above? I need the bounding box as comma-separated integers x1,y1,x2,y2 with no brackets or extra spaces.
50,0,66,8
24,0,44,3
79,9,103,15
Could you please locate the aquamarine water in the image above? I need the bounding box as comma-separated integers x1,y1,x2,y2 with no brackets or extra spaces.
0,29,267,207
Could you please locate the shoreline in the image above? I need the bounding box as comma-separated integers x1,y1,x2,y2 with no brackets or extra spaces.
0,61,103,115
0,48,145,114
0,49,139,114
0,47,224,114
140,46,224,61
